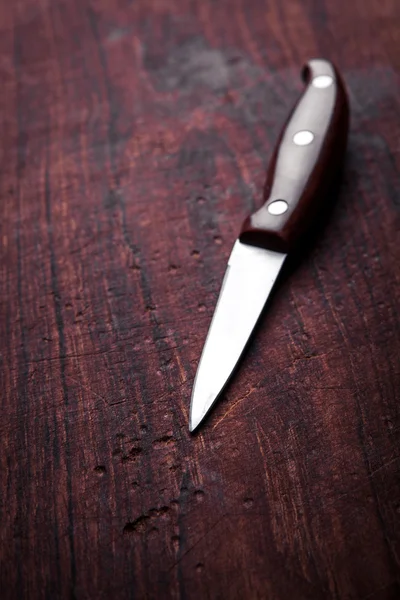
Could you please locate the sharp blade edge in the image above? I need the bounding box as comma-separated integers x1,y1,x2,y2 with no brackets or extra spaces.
189,240,286,431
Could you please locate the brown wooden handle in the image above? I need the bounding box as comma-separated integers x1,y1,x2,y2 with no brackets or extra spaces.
240,59,349,253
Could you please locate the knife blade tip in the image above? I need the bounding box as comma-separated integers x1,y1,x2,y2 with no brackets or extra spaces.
189,413,201,433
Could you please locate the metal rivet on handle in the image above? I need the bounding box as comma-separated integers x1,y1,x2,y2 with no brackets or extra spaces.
293,130,314,146
268,200,288,215
312,75,334,88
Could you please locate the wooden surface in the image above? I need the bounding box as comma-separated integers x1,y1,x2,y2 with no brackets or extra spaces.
1,0,400,598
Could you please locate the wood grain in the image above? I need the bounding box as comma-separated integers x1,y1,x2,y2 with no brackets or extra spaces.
1,0,399,598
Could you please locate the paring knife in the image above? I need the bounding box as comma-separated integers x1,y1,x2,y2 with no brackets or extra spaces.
189,59,349,432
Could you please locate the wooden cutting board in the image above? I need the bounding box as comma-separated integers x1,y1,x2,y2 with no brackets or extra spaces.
1,0,399,598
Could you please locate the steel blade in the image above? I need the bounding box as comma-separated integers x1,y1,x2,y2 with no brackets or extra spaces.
189,240,286,431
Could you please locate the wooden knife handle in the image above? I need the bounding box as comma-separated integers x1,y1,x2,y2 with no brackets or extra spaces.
240,59,349,253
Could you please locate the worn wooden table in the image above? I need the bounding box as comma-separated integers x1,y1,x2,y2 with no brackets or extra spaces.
1,0,399,598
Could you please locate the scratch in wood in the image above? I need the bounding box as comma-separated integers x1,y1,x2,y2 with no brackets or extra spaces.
175,351,186,383
308,386,352,391
369,456,400,477
254,421,270,489
19,348,124,364
197,432,206,452
156,378,189,405
360,581,399,600
212,387,256,430
65,374,108,406
168,515,225,572
69,238,97,255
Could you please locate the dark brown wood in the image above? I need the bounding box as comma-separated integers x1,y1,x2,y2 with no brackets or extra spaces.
240,59,349,252
1,1,400,599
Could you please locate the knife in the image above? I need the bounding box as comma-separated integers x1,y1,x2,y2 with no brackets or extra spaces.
189,59,349,432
